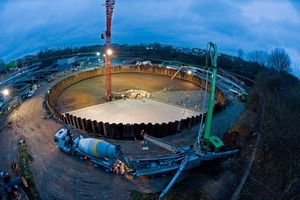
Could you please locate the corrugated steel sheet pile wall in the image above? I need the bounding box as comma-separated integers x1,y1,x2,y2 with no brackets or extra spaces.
46,65,226,139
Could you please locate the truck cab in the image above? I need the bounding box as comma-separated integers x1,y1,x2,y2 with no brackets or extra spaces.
27,90,35,98
54,128,72,150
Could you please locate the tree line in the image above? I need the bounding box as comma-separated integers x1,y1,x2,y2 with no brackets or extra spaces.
238,67,300,199
1,43,298,82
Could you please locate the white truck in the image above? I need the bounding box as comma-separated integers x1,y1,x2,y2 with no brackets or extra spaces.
27,90,35,98
54,128,128,172
136,61,152,66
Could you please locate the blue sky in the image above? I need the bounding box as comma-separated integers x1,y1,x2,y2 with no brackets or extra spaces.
0,0,299,74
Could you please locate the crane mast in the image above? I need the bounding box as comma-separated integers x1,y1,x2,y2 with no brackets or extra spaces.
104,0,116,100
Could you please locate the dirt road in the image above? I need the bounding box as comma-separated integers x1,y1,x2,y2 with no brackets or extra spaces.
0,71,244,200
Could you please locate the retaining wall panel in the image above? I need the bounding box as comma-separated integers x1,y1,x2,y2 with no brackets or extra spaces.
111,123,117,138
87,119,92,132
160,123,168,137
146,123,153,137
180,119,186,129
98,121,104,135
93,120,100,134
77,117,83,129
65,113,71,125
47,65,227,140
174,121,180,132
116,123,124,139
191,116,196,126
63,116,67,124
133,123,140,139
73,116,79,128
186,117,192,128
152,123,160,138
91,120,96,134
127,124,134,138
104,123,111,138
82,118,88,132
69,115,75,127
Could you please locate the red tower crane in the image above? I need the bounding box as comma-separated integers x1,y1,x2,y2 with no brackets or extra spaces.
103,0,116,100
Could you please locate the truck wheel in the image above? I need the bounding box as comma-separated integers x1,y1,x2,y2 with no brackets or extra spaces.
104,168,111,172
93,163,99,168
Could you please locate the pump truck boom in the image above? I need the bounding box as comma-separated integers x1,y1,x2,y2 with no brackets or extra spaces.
199,41,224,152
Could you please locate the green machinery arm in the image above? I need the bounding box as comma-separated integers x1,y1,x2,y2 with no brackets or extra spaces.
201,42,224,152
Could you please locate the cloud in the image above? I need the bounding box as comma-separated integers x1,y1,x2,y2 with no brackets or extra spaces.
0,0,299,74
240,1,300,23
0,0,103,61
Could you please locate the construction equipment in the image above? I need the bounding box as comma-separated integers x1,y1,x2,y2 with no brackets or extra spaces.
103,0,116,100
136,61,152,66
54,42,238,199
54,128,129,172
1,161,29,200
199,42,224,152
139,42,238,199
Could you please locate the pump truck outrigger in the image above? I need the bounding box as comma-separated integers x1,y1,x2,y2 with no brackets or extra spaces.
54,42,238,199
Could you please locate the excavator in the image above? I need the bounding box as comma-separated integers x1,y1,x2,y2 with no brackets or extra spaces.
128,42,238,199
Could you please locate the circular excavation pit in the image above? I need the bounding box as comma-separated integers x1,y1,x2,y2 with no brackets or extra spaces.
47,66,226,139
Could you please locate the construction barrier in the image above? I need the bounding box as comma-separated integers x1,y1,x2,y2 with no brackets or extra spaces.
46,65,227,139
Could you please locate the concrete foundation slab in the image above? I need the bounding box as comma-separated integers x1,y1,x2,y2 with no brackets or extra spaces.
65,98,201,124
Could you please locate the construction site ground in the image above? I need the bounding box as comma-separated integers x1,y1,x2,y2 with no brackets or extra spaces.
0,71,244,200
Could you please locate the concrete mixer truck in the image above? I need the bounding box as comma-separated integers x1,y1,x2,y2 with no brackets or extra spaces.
54,128,129,173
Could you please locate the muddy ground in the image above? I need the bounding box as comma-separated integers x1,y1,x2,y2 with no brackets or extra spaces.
0,71,244,200
55,73,207,113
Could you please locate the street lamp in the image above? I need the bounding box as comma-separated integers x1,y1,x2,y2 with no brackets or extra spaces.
106,48,113,56
1,89,9,96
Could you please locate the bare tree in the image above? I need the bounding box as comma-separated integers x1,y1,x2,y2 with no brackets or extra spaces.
293,62,300,80
247,50,269,66
237,48,244,59
0,59,6,72
268,48,291,72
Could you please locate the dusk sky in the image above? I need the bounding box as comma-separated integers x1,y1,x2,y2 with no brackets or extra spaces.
0,0,299,74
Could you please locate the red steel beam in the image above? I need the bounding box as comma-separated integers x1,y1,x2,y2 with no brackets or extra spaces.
104,0,115,100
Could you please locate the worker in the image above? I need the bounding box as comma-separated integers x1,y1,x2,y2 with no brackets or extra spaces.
113,162,121,174
10,160,17,170
140,130,146,141
117,162,121,174
0,169,3,179
3,173,10,184
140,130,149,151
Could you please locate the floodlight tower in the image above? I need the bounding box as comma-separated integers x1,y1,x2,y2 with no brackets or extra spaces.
103,0,116,100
